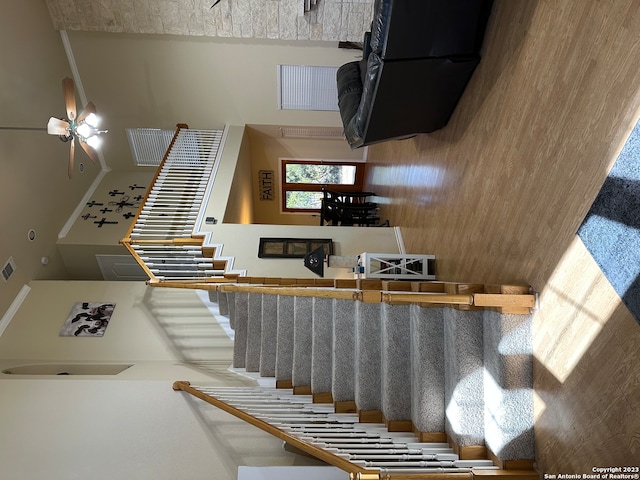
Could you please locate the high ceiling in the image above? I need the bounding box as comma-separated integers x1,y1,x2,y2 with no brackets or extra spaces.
0,1,99,320
0,0,355,320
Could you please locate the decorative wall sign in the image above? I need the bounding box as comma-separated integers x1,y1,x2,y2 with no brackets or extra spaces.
258,237,333,258
258,170,275,201
59,302,116,337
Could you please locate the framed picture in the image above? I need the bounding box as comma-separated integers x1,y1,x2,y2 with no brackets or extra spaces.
258,238,333,259
59,302,116,337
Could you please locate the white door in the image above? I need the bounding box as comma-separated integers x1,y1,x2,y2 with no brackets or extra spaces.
96,255,148,281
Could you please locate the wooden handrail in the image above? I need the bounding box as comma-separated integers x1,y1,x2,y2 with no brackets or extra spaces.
141,277,535,314
122,123,189,241
172,381,379,476
172,382,540,480
120,238,158,281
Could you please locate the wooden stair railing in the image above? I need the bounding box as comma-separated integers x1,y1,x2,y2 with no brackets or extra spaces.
172,382,539,480
176,278,536,315
120,123,233,285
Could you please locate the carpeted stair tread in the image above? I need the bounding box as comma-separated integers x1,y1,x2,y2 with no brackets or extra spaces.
410,304,446,433
232,292,249,368
275,295,295,382
311,297,334,395
355,301,382,412
207,290,218,304
483,310,534,460
227,291,236,330
217,290,230,316
381,303,412,421
245,293,263,372
259,294,278,377
229,289,534,463
332,299,356,402
292,296,313,387
444,307,485,447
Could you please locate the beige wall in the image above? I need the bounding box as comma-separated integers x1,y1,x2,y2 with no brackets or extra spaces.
67,31,362,172
57,170,155,279
224,127,255,224
0,0,100,320
198,223,400,278
247,125,364,225
0,280,323,480
0,281,200,362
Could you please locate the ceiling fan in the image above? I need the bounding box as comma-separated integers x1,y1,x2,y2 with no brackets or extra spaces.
47,77,107,178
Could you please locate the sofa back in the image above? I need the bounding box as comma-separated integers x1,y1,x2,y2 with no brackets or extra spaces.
369,0,494,60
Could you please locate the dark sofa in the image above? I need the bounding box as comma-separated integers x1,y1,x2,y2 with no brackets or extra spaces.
337,0,494,148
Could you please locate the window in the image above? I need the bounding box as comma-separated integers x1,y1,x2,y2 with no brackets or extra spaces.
277,65,339,111
281,159,365,212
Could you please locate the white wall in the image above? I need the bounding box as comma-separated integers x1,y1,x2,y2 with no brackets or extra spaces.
199,224,401,278
0,378,326,480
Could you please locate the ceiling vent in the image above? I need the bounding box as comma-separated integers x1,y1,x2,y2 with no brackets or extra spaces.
279,126,345,139
2,257,16,282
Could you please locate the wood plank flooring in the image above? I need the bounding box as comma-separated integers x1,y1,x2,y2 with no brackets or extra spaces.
363,0,640,472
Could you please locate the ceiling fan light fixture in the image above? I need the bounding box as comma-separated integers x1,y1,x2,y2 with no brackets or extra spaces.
86,135,101,149
75,122,92,139
84,112,99,127
49,77,108,178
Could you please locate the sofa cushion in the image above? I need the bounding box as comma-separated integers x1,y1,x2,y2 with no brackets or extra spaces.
337,61,364,146
343,53,383,148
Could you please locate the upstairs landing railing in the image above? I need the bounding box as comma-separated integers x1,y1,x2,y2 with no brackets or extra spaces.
121,124,237,284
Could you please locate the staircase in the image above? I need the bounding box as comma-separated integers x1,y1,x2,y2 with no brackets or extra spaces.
175,280,537,479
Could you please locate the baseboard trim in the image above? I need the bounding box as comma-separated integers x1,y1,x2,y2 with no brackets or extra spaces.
0,284,31,339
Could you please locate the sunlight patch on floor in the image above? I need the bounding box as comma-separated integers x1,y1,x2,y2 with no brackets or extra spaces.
534,236,620,383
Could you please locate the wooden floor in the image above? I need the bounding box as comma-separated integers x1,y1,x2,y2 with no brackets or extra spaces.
364,0,640,472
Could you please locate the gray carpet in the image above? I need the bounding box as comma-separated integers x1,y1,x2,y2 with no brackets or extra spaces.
443,307,485,447
275,295,294,382
232,292,248,368
410,304,446,433
578,119,640,325
260,294,278,377
332,299,356,402
292,296,313,387
483,310,534,460
355,301,382,411
217,290,534,461
311,297,334,394
381,303,412,421
245,293,263,372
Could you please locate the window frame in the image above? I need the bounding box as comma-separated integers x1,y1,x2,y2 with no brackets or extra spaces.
280,159,366,213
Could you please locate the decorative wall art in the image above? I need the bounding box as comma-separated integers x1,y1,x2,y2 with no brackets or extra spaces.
59,302,116,337
80,183,146,229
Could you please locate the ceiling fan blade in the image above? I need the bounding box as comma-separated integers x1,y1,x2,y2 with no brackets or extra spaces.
62,77,77,121
79,139,99,165
68,138,75,179
77,102,96,123
47,116,70,135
